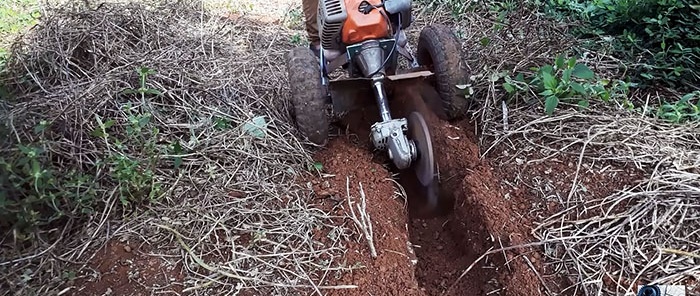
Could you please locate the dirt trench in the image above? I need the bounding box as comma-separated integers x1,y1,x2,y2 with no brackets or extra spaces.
307,82,547,296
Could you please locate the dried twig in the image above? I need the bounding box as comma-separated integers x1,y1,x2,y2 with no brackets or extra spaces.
345,177,378,259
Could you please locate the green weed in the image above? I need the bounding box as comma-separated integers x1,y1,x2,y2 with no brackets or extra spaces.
101,66,166,206
543,0,699,91
0,66,168,238
0,133,100,238
503,55,635,114
656,91,700,123
290,33,303,45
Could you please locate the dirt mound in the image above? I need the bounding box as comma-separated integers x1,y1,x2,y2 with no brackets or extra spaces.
303,82,545,295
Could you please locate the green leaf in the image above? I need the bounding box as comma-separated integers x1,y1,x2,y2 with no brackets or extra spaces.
174,157,182,170
540,65,554,75
542,71,557,90
91,115,113,138
242,116,268,139
572,64,595,80
480,37,491,46
570,82,586,94
137,66,156,76
172,140,182,154
578,99,590,108
562,68,573,83
313,162,323,171
90,128,105,138
567,57,577,69
515,73,525,82
103,120,115,129
503,83,515,93
33,121,48,134
681,92,697,102
545,96,559,115
138,115,151,128
540,90,554,97
120,89,139,95
555,55,565,70
214,117,230,130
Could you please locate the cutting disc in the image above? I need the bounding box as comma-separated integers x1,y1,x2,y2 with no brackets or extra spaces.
408,112,438,206
407,111,436,187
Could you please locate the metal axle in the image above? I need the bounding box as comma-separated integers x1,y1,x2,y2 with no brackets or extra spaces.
372,79,392,122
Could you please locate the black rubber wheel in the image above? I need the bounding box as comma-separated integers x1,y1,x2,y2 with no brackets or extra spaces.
285,46,330,146
416,24,469,120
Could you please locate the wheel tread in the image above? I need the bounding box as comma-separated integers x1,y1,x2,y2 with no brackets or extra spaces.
416,24,469,120
285,47,329,145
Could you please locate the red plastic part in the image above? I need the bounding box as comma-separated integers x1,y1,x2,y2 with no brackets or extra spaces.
341,0,391,45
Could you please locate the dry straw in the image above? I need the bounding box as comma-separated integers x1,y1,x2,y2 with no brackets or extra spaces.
0,1,358,294
414,1,700,295
483,101,700,295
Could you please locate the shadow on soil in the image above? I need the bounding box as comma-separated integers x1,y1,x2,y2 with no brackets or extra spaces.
333,82,502,295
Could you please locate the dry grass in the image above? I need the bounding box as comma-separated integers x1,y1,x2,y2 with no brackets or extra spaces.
474,30,700,296
2,0,699,295
509,106,700,295
0,0,359,294
534,167,700,295
407,1,700,295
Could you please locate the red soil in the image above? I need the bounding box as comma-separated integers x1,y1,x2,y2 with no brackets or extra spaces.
302,82,546,296
63,82,645,296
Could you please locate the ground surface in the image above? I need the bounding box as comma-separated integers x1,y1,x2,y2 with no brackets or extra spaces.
69,240,185,295
298,83,644,296
61,78,647,296
4,1,696,296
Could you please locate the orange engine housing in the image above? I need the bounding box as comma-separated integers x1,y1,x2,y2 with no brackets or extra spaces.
341,0,391,45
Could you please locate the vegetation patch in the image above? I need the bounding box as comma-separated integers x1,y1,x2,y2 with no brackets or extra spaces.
544,0,699,92
0,2,352,294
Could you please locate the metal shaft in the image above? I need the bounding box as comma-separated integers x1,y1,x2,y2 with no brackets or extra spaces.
372,79,392,122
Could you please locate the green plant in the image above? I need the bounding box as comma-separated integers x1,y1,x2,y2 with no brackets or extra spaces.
99,67,167,206
503,55,634,114
121,66,162,97
0,127,99,238
544,0,699,91
0,66,169,238
656,91,700,123
290,33,303,45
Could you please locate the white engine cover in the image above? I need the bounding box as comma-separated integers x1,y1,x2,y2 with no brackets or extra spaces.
317,0,347,50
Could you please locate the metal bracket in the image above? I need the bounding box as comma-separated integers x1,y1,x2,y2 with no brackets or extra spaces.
346,39,396,63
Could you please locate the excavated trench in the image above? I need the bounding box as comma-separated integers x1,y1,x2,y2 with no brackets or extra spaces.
309,82,545,296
